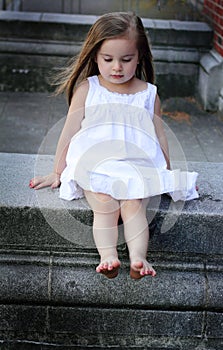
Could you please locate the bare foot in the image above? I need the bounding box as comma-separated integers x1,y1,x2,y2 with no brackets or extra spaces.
130,259,156,279
96,257,120,279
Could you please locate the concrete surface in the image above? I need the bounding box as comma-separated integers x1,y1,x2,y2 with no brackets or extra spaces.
0,92,222,162
0,152,223,252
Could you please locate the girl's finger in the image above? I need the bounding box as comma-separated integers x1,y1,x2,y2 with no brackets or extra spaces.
51,180,61,189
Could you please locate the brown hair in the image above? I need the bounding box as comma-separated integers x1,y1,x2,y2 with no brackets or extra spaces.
55,12,154,105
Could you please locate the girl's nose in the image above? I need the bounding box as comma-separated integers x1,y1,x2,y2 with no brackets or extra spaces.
113,60,122,71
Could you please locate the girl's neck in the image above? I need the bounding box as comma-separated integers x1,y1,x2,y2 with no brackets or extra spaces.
98,75,146,95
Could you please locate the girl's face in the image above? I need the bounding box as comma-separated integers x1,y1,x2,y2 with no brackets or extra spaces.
96,36,139,85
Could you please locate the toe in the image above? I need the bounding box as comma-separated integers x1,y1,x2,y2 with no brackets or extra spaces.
108,262,114,271
131,261,143,271
96,257,120,278
130,259,156,279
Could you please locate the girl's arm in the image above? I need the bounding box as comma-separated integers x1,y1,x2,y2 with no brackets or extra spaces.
30,81,88,189
153,94,171,170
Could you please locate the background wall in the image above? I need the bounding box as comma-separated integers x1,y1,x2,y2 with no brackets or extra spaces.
203,0,223,56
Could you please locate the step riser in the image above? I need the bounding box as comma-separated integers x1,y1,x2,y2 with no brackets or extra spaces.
0,253,222,309
0,53,199,99
0,304,222,349
1,206,223,255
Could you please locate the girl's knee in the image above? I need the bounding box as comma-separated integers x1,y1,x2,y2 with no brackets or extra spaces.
120,199,143,220
84,191,120,215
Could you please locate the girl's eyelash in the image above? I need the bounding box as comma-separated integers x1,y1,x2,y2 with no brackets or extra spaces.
103,58,132,62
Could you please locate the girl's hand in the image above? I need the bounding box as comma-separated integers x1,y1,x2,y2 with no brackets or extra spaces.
29,173,61,190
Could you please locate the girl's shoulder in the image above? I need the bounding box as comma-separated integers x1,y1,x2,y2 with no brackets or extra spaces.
70,79,89,107
71,79,89,101
75,79,89,95
134,77,156,94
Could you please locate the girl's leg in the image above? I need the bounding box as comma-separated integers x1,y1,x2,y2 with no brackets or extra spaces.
84,191,121,278
120,198,156,279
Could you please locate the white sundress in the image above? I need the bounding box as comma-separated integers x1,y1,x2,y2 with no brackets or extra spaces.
59,75,198,202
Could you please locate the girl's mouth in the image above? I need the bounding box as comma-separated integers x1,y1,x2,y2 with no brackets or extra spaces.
111,75,124,79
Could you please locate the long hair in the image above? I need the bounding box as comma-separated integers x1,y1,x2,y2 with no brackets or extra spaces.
55,12,154,105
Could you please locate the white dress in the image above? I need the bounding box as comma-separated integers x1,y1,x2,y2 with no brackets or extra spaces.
60,75,198,202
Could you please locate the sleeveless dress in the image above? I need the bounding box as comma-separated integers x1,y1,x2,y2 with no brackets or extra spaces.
59,75,198,202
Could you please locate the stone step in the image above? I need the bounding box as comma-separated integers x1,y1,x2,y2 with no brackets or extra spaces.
0,152,222,349
0,11,212,46
0,251,222,349
0,11,213,97
1,153,222,256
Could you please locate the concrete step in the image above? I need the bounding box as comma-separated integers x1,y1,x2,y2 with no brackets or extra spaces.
0,152,222,349
1,153,222,255
0,11,213,97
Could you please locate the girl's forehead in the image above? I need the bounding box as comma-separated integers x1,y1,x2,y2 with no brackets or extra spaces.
99,36,137,52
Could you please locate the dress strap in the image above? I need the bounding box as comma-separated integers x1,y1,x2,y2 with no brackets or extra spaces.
85,76,99,107
87,75,98,86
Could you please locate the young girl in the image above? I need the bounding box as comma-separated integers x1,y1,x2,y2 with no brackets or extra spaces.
30,12,198,279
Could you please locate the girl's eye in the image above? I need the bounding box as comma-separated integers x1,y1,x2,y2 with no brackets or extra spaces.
103,58,132,63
